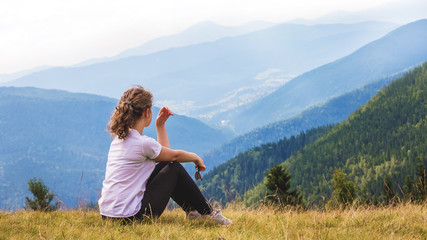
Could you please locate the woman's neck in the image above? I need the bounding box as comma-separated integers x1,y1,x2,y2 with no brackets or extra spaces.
132,124,144,135
133,117,149,135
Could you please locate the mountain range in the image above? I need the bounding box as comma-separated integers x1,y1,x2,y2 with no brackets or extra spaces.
3,21,396,120
0,21,276,83
218,19,427,134
74,21,277,67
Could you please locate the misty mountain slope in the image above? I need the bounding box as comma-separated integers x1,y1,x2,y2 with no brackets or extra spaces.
0,87,230,209
221,19,427,134
114,21,277,60
5,22,397,117
201,71,404,170
0,66,52,83
74,21,277,67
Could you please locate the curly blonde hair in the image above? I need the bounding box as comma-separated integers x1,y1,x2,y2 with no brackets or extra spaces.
108,86,153,139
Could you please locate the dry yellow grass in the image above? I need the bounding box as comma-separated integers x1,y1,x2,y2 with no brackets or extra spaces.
1,203,426,239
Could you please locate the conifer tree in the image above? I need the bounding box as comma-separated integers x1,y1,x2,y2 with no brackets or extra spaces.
265,165,303,207
25,178,59,211
330,169,356,207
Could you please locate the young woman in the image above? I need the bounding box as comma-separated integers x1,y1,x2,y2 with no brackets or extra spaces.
98,86,231,225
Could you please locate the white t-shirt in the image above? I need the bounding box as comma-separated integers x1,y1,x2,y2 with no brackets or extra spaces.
98,129,162,218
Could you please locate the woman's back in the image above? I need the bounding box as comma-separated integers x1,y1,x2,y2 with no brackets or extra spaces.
98,129,161,218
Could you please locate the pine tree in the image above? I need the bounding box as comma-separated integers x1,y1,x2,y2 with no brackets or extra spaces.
330,169,356,207
25,178,59,211
265,165,303,207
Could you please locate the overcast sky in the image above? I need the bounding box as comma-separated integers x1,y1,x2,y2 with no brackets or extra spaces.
0,0,421,74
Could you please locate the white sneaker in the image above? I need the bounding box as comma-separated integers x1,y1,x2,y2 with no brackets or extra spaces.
185,210,202,220
204,209,232,226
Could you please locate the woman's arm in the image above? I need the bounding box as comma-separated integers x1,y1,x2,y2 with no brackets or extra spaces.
154,146,206,171
156,107,173,148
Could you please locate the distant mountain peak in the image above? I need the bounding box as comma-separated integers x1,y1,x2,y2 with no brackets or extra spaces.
189,20,223,28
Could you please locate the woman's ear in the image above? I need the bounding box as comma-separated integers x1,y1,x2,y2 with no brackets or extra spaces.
143,108,151,118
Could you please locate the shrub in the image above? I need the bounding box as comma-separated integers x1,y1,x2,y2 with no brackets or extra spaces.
330,169,356,207
25,178,60,211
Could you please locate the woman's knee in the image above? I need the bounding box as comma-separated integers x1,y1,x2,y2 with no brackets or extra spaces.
171,161,184,168
158,161,184,175
169,161,187,172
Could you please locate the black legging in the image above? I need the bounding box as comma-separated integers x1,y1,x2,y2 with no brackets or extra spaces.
134,161,213,220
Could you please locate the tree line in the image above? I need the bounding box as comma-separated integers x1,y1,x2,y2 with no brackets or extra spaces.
198,125,334,204
261,156,426,209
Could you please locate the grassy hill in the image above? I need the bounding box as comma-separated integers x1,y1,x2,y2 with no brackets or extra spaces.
1,204,426,239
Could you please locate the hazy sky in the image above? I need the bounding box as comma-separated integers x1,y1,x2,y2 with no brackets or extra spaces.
0,0,416,74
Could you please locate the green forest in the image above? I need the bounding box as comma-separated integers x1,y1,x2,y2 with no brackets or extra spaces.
198,125,334,204
202,62,427,207
284,62,427,205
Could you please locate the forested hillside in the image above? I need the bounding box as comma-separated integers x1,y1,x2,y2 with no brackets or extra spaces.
198,125,333,204
245,62,427,205
201,72,403,170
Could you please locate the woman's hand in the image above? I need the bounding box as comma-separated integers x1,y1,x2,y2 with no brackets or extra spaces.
156,107,173,127
195,158,206,172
